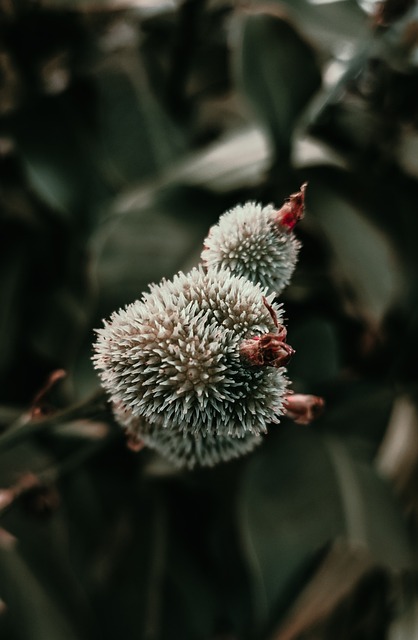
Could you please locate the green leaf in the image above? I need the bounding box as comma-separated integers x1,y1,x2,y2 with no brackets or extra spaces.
239,426,413,634
271,541,391,640
0,440,94,640
0,240,26,379
234,9,322,163
306,178,404,324
93,185,220,315
95,64,185,186
287,317,340,387
271,0,369,50
0,545,85,640
14,97,109,221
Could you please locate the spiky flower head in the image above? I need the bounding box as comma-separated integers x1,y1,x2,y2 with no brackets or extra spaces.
113,400,262,469
201,185,306,294
93,187,314,469
93,267,290,446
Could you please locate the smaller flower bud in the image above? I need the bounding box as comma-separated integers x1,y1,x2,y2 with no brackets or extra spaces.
240,334,294,368
201,198,302,294
275,183,307,231
126,432,146,452
283,393,324,425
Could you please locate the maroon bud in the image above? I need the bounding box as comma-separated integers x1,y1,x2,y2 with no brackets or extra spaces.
30,369,67,419
283,393,324,425
126,432,146,453
275,183,307,231
240,333,294,368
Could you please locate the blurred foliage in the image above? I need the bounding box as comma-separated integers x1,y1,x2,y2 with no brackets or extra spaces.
1,0,418,638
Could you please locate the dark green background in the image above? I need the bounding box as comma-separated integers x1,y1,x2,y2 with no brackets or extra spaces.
1,1,418,638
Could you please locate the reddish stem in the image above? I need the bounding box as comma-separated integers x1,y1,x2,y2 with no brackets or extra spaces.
241,333,294,368
30,369,67,419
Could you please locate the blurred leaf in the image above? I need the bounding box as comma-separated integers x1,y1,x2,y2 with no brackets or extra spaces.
54,419,109,440
29,286,90,367
14,97,110,221
95,58,185,186
376,395,418,526
265,0,369,51
239,426,413,634
270,541,390,640
306,178,404,325
397,129,418,179
94,205,196,313
94,184,222,315
389,575,418,640
0,439,96,640
112,125,271,204
165,125,271,193
159,494,221,640
239,427,346,631
37,0,180,15
323,434,412,566
234,8,322,164
287,316,341,388
0,239,26,378
0,545,86,640
318,381,395,451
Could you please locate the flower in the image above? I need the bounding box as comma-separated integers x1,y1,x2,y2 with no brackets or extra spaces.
93,187,317,469
201,186,305,294
113,401,262,469
93,267,289,442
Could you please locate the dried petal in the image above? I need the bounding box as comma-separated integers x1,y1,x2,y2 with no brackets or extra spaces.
240,334,294,368
275,183,307,231
283,393,325,425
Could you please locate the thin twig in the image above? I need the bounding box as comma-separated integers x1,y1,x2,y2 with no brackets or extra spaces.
0,427,118,518
0,389,107,453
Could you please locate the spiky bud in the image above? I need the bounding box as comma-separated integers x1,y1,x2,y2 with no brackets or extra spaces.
201,186,306,294
93,267,289,446
113,401,261,469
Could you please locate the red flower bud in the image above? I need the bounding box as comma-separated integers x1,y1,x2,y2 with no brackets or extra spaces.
240,333,294,368
275,183,307,231
283,393,324,424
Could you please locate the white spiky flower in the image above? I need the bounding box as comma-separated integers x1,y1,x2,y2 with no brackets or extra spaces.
93,266,289,442
113,401,262,469
201,186,305,294
93,186,311,469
